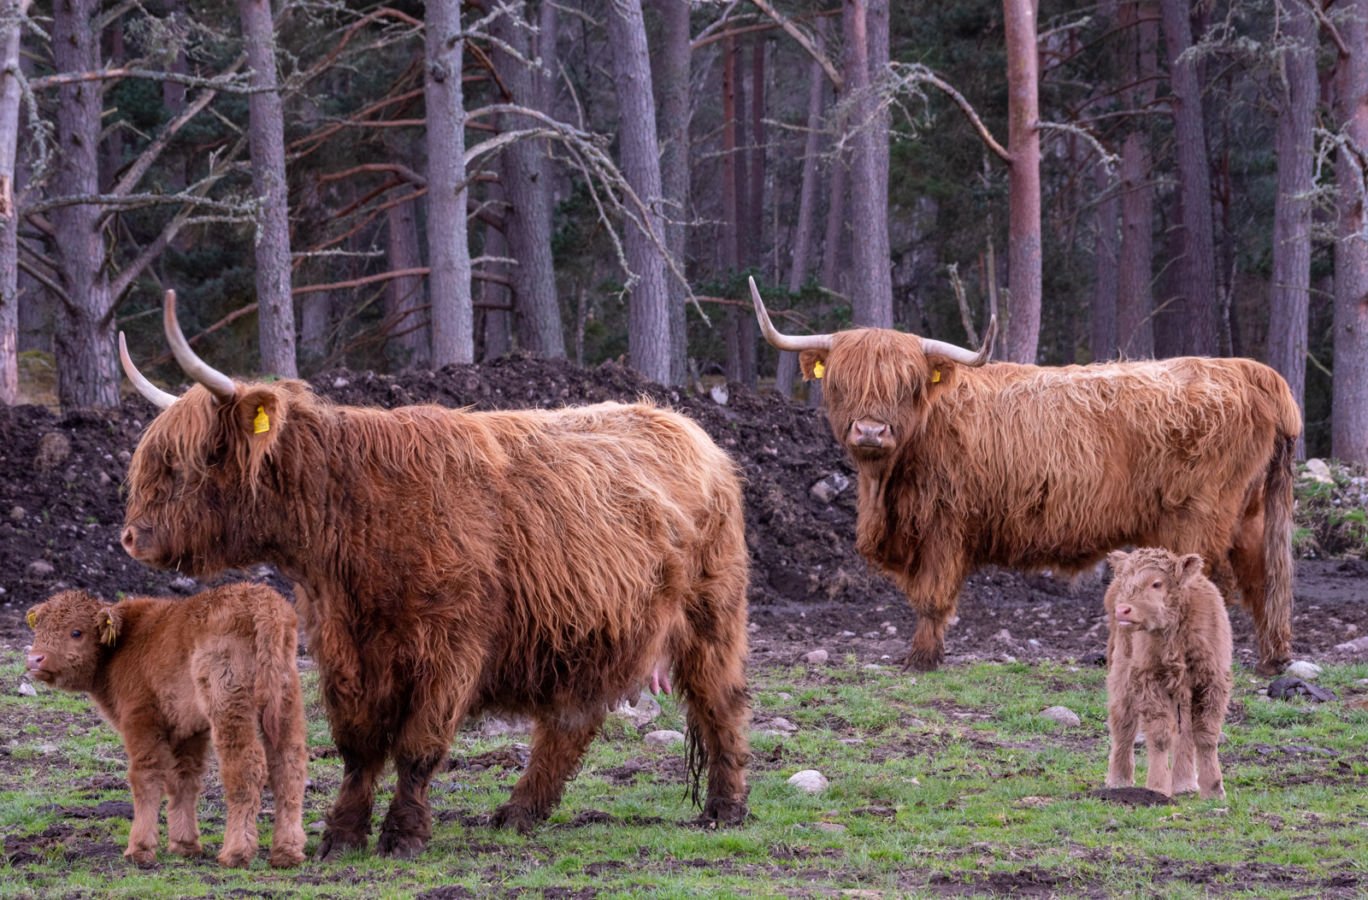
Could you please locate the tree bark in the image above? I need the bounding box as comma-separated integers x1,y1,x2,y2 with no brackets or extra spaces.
424,0,474,366
479,195,511,361
1268,0,1316,459
844,0,893,328
655,0,690,384
492,3,563,359
608,0,672,384
1116,1,1156,358
0,0,31,405
1004,0,1042,362
1333,0,1368,463
237,0,297,377
385,196,428,366
1092,161,1119,361
1159,0,1220,356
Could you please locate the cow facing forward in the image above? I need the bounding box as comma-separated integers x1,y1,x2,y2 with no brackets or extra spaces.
749,278,1299,673
1104,548,1233,799
25,585,307,867
117,293,751,859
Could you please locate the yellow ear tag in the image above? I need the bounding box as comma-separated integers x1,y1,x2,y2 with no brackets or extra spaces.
99,615,117,646
931,368,942,384
253,405,271,435
26,610,37,629
813,360,826,379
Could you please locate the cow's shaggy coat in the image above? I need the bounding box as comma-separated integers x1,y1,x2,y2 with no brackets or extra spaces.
790,329,1299,673
1103,548,1234,799
122,381,751,859
25,585,307,867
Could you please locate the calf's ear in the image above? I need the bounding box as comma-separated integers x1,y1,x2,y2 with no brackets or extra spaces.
1106,550,1130,573
25,606,40,630
97,607,123,646
1175,553,1206,586
798,349,830,382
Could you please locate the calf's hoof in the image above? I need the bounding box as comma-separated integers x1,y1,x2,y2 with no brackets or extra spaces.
124,846,157,867
217,845,256,868
698,796,748,828
491,802,543,835
269,844,307,868
316,829,367,861
168,839,202,858
376,828,428,859
1199,785,1226,800
1172,781,1199,796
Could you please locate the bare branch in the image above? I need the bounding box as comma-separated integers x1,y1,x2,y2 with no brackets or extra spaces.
946,263,980,346
16,255,69,308
29,66,255,94
293,266,431,297
886,62,1011,163
746,0,842,90
1302,0,1350,58
1038,120,1119,174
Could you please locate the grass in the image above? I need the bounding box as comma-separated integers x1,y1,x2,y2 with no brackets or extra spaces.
2,653,1366,898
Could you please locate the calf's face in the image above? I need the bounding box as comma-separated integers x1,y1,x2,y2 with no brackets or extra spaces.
1105,549,1205,633
26,591,121,692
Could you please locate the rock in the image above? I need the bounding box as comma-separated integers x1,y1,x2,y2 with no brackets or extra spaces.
332,377,350,389
612,691,661,728
1285,660,1322,680
475,715,531,737
809,472,850,504
787,770,828,793
1041,706,1081,727
994,629,1014,644
1303,458,1334,484
169,576,198,595
17,682,36,697
811,822,846,833
34,432,72,473
804,649,829,665
9,506,24,521
1268,677,1336,703
708,384,729,406
756,717,798,735
26,560,55,578
884,625,898,636
1334,635,1368,654
35,742,59,756
644,729,686,747
308,820,327,832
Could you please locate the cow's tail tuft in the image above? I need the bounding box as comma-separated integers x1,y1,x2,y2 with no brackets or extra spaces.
1261,432,1296,671
683,707,708,811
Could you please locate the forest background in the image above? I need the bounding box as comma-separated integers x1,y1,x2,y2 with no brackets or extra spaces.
1,0,1365,461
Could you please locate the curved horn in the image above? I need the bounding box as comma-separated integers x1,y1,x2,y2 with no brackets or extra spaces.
118,332,178,409
921,314,998,367
748,277,834,352
163,290,235,401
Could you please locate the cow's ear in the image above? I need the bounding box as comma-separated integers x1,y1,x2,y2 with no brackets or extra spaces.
798,349,830,382
923,355,961,395
1175,553,1206,586
97,607,122,646
234,388,285,452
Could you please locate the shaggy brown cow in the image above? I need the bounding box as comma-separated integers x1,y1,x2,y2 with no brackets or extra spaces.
1104,548,1234,799
116,293,751,860
25,585,307,867
749,278,1300,674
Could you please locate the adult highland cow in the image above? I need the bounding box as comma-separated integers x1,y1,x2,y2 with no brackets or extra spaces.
118,292,751,859
748,278,1300,674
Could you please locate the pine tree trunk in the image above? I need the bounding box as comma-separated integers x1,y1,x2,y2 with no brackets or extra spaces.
237,0,297,377
1268,0,1315,459
608,0,672,384
1004,0,1042,362
479,203,511,361
845,0,893,328
1333,0,1368,463
424,0,473,366
492,5,564,359
0,0,30,405
1159,0,1220,356
1092,161,1119,361
655,0,690,385
385,197,428,366
1116,1,1156,358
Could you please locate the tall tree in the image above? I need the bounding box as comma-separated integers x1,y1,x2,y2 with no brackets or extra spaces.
0,0,30,404
1003,0,1041,362
1333,0,1368,463
845,0,893,328
1116,0,1156,357
1091,162,1119,361
237,0,297,377
424,0,473,366
608,0,672,384
1267,0,1316,459
385,196,428,366
655,0,690,384
1159,0,1220,356
491,2,563,359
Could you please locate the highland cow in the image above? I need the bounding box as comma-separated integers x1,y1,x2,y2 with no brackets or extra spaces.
116,292,752,860
748,278,1300,674
25,585,307,867
1103,548,1234,799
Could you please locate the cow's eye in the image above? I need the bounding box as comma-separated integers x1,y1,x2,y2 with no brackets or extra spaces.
71,629,82,639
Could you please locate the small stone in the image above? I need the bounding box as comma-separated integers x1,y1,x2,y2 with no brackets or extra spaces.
308,820,327,832
35,742,59,756
34,432,72,473
1027,639,1042,648
994,629,1014,644
476,715,531,737
804,649,829,665
1041,706,1081,727
332,377,350,389
838,630,856,638
169,576,198,595
97,471,111,486
809,472,851,504
787,770,828,793
27,560,55,578
812,822,846,833
9,506,24,521
612,691,661,728
775,692,793,701
759,717,798,734
1285,660,1322,680
884,625,898,636
1334,635,1368,654
1303,459,1334,484
644,729,686,747
17,682,36,697
708,384,729,406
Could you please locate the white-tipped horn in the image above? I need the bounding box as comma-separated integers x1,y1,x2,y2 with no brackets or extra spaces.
162,290,235,401
118,332,178,409
748,276,834,352
921,314,997,367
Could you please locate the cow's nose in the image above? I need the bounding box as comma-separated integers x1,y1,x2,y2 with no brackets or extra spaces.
120,525,138,556
852,421,888,445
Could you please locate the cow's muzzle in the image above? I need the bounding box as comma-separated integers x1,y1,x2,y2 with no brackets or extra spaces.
847,419,894,452
121,523,153,561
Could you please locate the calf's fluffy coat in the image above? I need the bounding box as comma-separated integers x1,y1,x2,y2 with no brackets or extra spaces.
25,585,307,867
1104,548,1234,799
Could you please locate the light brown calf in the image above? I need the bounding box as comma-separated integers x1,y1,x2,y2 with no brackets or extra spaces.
25,584,307,867
1104,548,1234,799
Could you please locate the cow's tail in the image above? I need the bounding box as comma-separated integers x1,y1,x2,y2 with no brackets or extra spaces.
1260,430,1296,672
252,592,294,749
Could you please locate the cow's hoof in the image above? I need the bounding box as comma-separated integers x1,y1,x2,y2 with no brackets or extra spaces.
217,846,255,869
124,847,157,867
491,803,541,835
698,797,748,827
1255,658,1289,677
902,646,944,672
269,845,306,868
376,828,427,859
1199,785,1226,800
316,830,367,861
168,839,202,858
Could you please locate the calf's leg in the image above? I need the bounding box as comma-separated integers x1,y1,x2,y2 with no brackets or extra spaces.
262,670,308,867
1105,694,1139,789
1192,672,1232,799
122,726,173,866
493,709,606,834
1171,693,1199,795
166,733,209,858
206,671,268,867
1141,711,1177,797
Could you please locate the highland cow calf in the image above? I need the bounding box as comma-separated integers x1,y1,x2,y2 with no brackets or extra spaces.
1104,549,1234,799
25,585,308,868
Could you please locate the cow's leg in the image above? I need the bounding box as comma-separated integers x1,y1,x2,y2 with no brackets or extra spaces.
262,672,308,868
122,725,173,866
319,744,386,860
165,732,209,858
492,710,606,835
671,624,751,826
375,749,447,858
1229,509,1291,675
898,553,969,672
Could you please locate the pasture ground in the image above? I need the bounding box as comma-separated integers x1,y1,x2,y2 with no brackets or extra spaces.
0,355,1366,897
